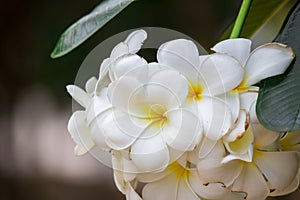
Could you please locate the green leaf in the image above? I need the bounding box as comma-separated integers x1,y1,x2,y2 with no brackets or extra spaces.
220,0,297,41
51,0,135,58
256,2,300,132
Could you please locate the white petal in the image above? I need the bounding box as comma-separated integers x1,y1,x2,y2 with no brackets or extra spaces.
96,71,111,92
124,29,147,54
123,161,139,181
222,145,253,163
224,109,248,142
111,54,148,80
211,38,252,65
162,108,202,151
198,136,221,159
254,150,299,191
199,139,226,159
66,85,90,108
251,122,280,148
147,62,169,76
224,113,254,155
223,191,247,200
189,170,229,199
90,117,111,150
113,169,126,194
126,182,143,200
217,91,240,123
108,76,142,114
137,168,172,183
249,102,280,148
157,39,199,83
186,147,200,165
85,76,97,95
231,163,269,200
142,172,178,200
111,150,128,194
99,58,110,80
86,88,112,125
131,133,169,173
269,175,299,197
102,111,142,150
112,150,138,178
74,145,89,156
146,69,189,109
110,42,129,62
225,130,254,157
199,53,244,95
244,43,295,86
177,175,200,200
67,111,94,155
197,158,242,187
239,90,258,111
198,96,232,140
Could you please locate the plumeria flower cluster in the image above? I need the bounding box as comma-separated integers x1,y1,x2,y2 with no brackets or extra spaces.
67,30,300,200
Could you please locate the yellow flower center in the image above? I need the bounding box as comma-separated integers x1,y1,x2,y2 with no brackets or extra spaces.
232,78,250,93
147,104,168,127
187,83,203,102
168,162,190,178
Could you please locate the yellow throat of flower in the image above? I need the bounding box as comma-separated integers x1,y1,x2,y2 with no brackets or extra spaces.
188,83,203,102
147,104,168,127
232,78,250,93
168,162,190,178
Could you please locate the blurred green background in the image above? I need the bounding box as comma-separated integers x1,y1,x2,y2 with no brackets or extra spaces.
0,0,299,199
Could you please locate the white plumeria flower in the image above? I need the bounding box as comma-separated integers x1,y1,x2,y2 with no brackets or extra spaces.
96,29,148,91
134,152,245,200
102,63,202,172
85,87,113,150
157,39,244,141
222,89,258,155
111,150,142,200
198,103,300,200
66,77,98,155
67,76,113,154
212,38,294,135
212,38,295,92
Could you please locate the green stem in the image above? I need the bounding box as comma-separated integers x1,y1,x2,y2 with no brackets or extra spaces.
230,0,253,38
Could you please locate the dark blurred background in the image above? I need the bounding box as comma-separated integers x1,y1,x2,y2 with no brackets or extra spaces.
0,0,299,199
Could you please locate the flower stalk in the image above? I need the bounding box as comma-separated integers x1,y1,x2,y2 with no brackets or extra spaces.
230,0,253,38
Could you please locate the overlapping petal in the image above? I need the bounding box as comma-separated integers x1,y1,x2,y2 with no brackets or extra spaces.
101,110,146,150
217,91,240,123
189,171,230,199
231,163,269,200
110,54,148,81
197,96,232,140
199,53,244,95
162,108,202,151
85,76,97,95
254,150,299,191
131,132,169,172
212,38,252,65
157,39,200,84
141,162,200,200
67,111,94,155
66,85,91,108
244,43,294,86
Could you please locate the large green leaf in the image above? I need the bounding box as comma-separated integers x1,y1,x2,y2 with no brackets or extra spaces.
220,0,297,41
256,2,300,132
51,0,135,58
